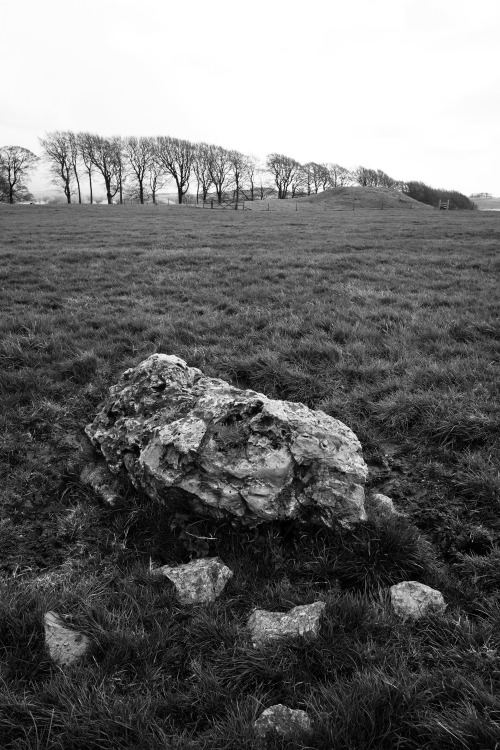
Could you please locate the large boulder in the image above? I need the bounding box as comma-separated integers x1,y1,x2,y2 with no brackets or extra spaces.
85,354,368,527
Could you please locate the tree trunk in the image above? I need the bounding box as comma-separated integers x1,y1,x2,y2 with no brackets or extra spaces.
105,176,112,204
89,172,93,204
74,167,82,203
139,182,144,204
177,182,183,204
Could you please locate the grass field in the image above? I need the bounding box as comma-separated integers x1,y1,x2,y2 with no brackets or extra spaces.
1,203,500,748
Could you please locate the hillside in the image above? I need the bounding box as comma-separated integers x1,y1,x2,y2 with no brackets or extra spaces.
297,186,433,210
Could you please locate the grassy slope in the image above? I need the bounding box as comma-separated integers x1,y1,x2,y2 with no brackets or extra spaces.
1,203,500,749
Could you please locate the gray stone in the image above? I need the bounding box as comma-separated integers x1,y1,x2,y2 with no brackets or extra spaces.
80,460,121,506
371,492,404,517
85,354,367,528
390,581,446,620
157,557,233,604
248,601,326,647
254,704,312,739
44,611,90,666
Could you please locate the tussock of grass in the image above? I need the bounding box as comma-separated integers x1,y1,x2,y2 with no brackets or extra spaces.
1,205,500,746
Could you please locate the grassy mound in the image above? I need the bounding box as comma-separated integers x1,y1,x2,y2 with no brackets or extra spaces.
297,186,432,210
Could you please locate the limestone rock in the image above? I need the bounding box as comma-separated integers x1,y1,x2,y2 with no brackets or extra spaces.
248,601,326,647
390,581,446,620
370,492,404,518
254,704,312,739
44,611,90,666
85,354,368,528
157,557,233,604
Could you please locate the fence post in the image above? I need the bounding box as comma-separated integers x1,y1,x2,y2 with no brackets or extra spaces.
211,199,213,209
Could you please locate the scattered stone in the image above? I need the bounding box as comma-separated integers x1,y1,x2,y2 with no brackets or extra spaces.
157,557,233,604
390,581,446,620
370,492,404,518
85,354,368,528
254,704,313,740
80,460,121,506
247,601,326,647
44,611,90,666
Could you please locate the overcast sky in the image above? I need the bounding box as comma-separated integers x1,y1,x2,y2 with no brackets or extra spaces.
2,0,499,197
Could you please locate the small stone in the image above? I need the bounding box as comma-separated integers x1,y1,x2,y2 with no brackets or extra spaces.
44,611,90,666
254,704,312,739
80,460,121,506
371,492,403,517
248,601,325,647
158,557,233,604
390,581,446,620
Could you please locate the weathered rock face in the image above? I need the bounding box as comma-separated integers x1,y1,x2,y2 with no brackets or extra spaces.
254,704,313,740
390,581,446,620
156,557,233,604
85,354,368,527
247,602,326,647
44,612,90,667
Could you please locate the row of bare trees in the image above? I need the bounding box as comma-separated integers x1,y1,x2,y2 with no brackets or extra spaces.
0,132,406,205
38,131,406,205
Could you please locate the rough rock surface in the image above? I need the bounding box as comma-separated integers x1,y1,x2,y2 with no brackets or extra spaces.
80,460,121,506
85,354,368,527
370,493,404,517
247,601,326,646
157,557,233,604
390,581,446,620
44,611,90,666
254,704,312,739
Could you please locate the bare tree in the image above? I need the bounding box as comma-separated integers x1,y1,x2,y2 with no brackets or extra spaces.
39,131,74,203
290,165,307,198
228,149,248,203
207,144,234,204
327,163,353,188
87,135,122,204
192,142,213,203
147,142,170,204
68,132,82,203
0,145,39,204
240,155,259,201
265,153,301,199
155,136,194,204
256,164,275,200
111,136,127,204
78,132,96,203
123,136,153,204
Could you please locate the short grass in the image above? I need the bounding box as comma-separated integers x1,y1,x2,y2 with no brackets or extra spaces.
1,203,500,748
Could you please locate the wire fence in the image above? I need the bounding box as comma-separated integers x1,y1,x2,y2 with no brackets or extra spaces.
150,197,426,213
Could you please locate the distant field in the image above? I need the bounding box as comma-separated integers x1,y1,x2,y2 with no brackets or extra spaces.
472,196,500,210
1,203,500,748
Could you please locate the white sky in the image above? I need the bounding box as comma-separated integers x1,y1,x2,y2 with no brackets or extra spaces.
2,0,499,197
